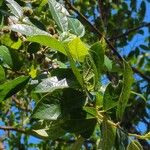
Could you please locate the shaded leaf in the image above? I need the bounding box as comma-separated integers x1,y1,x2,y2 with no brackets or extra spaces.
140,45,149,51
0,76,29,101
61,88,86,117
47,120,66,139
32,93,61,120
101,118,116,150
71,136,84,150
83,55,99,91
138,1,146,20
90,41,105,76
0,65,5,81
116,61,133,120
62,119,97,138
127,140,143,150
103,82,122,111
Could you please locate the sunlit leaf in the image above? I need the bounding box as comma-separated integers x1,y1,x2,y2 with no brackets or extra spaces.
68,37,89,62
10,24,50,36
32,129,48,138
6,0,23,18
48,0,69,32
34,76,68,93
104,56,112,71
68,17,85,37
27,35,66,55
29,65,37,79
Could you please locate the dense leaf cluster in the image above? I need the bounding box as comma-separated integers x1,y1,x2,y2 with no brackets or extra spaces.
0,0,150,149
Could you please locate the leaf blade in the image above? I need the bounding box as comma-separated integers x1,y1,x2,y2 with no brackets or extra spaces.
27,35,66,55
116,61,133,120
0,76,29,101
48,0,69,32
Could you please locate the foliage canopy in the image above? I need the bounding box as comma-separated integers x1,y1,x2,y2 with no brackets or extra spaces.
0,0,150,149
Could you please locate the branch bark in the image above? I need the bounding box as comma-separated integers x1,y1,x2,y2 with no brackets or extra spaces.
0,126,27,134
109,22,150,41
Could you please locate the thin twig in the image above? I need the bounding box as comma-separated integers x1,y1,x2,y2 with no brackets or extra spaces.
0,126,27,134
64,0,150,83
109,22,150,41
0,126,48,140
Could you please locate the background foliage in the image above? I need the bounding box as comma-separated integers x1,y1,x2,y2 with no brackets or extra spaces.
0,0,150,149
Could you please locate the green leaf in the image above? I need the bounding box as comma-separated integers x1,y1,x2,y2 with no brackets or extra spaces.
68,37,89,62
131,91,146,102
115,129,128,150
83,55,99,91
68,17,85,37
47,120,66,139
0,65,5,81
140,45,149,51
0,76,29,101
27,35,66,55
51,68,80,88
10,24,50,36
6,0,23,18
65,47,84,87
138,1,146,20
62,119,97,137
104,56,112,71
127,140,143,150
116,61,133,120
90,41,105,76
48,0,69,32
103,82,122,111
32,129,48,138
32,93,61,120
83,107,97,118
0,33,22,50
95,92,103,107
101,118,116,150
34,76,68,93
61,88,86,117
0,45,13,68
